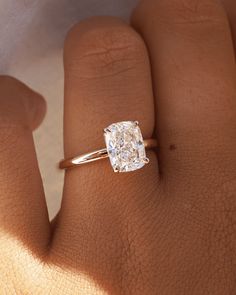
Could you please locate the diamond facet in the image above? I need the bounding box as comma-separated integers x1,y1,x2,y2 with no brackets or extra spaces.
104,121,147,172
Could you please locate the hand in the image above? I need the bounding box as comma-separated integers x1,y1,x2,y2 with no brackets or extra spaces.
0,0,236,294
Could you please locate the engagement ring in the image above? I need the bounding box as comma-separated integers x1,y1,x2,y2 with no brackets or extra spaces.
59,121,157,173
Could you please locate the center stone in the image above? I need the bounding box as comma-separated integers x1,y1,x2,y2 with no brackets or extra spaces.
104,121,147,172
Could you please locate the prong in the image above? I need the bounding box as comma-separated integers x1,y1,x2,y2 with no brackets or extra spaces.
134,121,139,126
104,127,111,133
143,157,150,164
113,167,120,173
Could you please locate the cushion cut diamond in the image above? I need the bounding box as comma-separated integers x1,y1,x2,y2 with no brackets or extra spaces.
104,121,147,172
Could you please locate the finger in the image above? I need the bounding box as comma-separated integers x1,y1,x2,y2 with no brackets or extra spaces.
0,76,50,252
53,17,159,254
132,0,236,181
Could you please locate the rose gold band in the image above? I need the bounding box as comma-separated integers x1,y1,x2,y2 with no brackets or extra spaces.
59,138,157,170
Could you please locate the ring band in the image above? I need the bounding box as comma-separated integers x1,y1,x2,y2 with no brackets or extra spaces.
59,121,157,173
59,138,157,169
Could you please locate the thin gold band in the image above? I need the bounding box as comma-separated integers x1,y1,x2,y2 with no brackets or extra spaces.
59,138,157,170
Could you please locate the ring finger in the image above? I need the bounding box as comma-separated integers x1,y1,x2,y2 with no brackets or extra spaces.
52,17,159,263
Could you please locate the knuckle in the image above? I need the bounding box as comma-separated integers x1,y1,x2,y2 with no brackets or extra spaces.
0,76,30,95
65,18,147,79
133,0,227,28
0,75,16,86
0,76,23,98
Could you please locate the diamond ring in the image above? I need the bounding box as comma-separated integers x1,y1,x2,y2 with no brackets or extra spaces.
59,121,157,173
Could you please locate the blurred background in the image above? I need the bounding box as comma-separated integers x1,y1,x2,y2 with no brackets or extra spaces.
0,0,137,219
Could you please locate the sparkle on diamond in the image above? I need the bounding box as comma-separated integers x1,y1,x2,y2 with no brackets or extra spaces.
104,121,147,172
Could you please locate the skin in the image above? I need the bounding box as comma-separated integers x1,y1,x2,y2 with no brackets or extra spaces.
0,0,236,294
